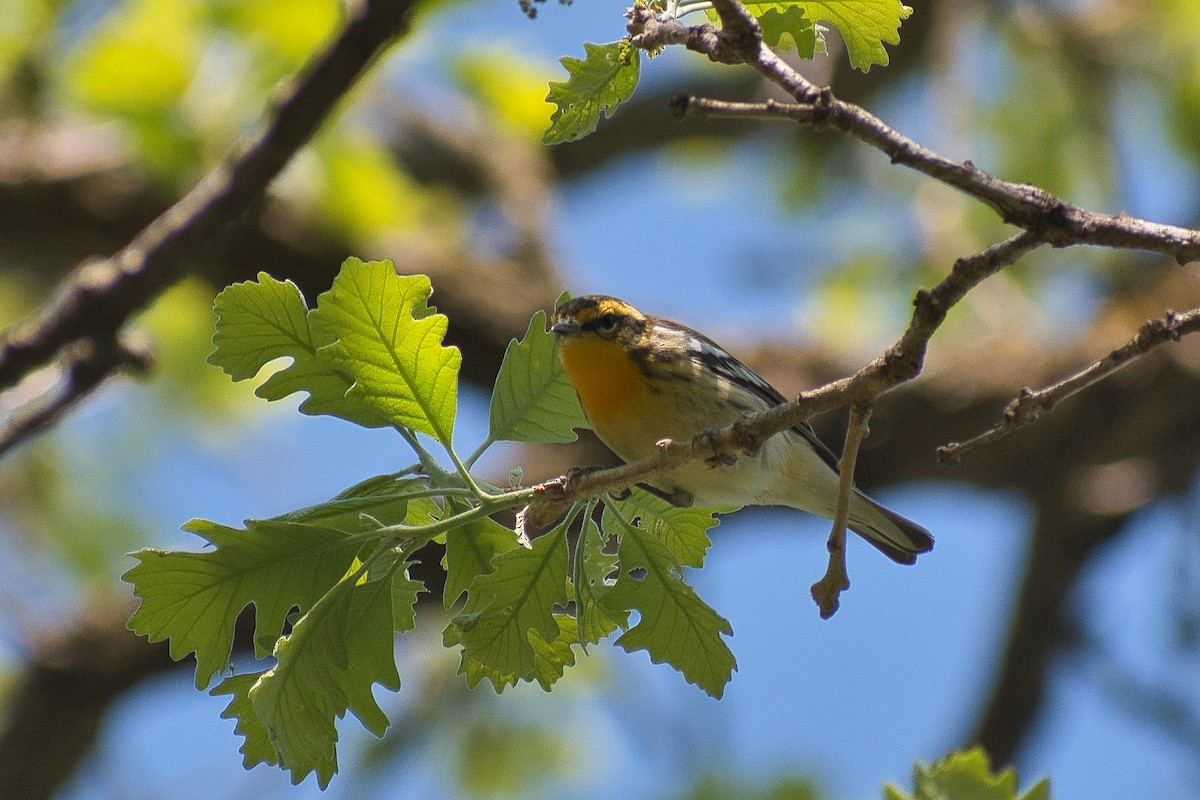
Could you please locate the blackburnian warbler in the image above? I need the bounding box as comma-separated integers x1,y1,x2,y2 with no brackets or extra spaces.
551,295,933,564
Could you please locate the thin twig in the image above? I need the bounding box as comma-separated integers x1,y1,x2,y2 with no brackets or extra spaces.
669,95,821,123
938,308,1200,463
632,0,1200,264
811,403,873,618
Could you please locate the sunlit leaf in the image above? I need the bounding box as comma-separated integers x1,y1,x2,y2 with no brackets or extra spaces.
455,50,557,139
310,258,461,445
318,137,428,241
758,6,821,56
270,473,431,532
727,0,911,70
884,747,1053,800
791,0,910,70
574,513,626,644
608,487,718,569
528,614,581,690
443,505,520,609
212,671,276,770
391,570,424,634
446,524,570,690
0,0,55,76
544,40,640,144
209,272,390,427
65,0,198,114
214,0,340,66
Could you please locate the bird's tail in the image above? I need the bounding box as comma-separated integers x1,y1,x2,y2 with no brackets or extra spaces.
847,491,934,565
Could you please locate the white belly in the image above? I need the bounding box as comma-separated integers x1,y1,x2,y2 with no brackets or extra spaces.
628,428,843,515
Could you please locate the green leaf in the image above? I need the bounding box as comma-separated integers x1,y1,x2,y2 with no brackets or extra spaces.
602,521,736,698
1021,780,1052,800
124,519,360,689
452,612,580,694
731,1,911,71
442,506,520,609
212,671,277,770
446,524,570,691
216,0,340,66
885,747,1053,800
544,40,640,144
758,6,820,56
392,570,424,634
487,309,588,447
574,512,627,645
248,569,402,788
798,0,910,71
208,272,389,427
527,614,581,690
65,0,197,115
309,258,461,445
607,488,719,569
271,473,429,531
317,137,429,241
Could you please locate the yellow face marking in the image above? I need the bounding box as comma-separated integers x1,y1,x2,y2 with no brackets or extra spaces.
564,297,643,328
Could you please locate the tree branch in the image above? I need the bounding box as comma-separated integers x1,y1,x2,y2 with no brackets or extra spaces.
939,308,1200,463
0,0,417,452
0,334,154,459
634,2,1200,264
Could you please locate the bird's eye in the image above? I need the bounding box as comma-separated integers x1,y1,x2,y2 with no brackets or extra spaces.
594,313,621,337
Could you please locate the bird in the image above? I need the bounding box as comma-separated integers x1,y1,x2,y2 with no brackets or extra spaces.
550,294,933,564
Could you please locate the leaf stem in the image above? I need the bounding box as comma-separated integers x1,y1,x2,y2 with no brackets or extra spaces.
357,536,398,579
445,443,490,500
361,485,538,546
395,425,491,500
401,486,478,500
572,500,597,649
396,427,446,478
463,436,496,470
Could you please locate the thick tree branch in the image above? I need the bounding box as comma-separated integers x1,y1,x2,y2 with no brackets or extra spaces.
0,0,416,452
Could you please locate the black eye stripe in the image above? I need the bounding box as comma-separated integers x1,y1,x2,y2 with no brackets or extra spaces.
582,312,621,333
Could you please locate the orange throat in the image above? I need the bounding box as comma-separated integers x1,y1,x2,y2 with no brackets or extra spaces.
557,336,648,426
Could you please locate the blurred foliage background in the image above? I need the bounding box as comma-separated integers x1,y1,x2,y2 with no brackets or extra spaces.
2,0,1200,798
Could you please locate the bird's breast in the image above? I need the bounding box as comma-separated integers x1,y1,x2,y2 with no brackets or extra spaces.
557,336,652,430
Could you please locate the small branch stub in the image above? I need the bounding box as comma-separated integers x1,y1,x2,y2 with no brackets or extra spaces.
811,403,874,618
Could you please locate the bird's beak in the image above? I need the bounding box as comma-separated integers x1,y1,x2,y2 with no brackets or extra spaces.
550,320,580,337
